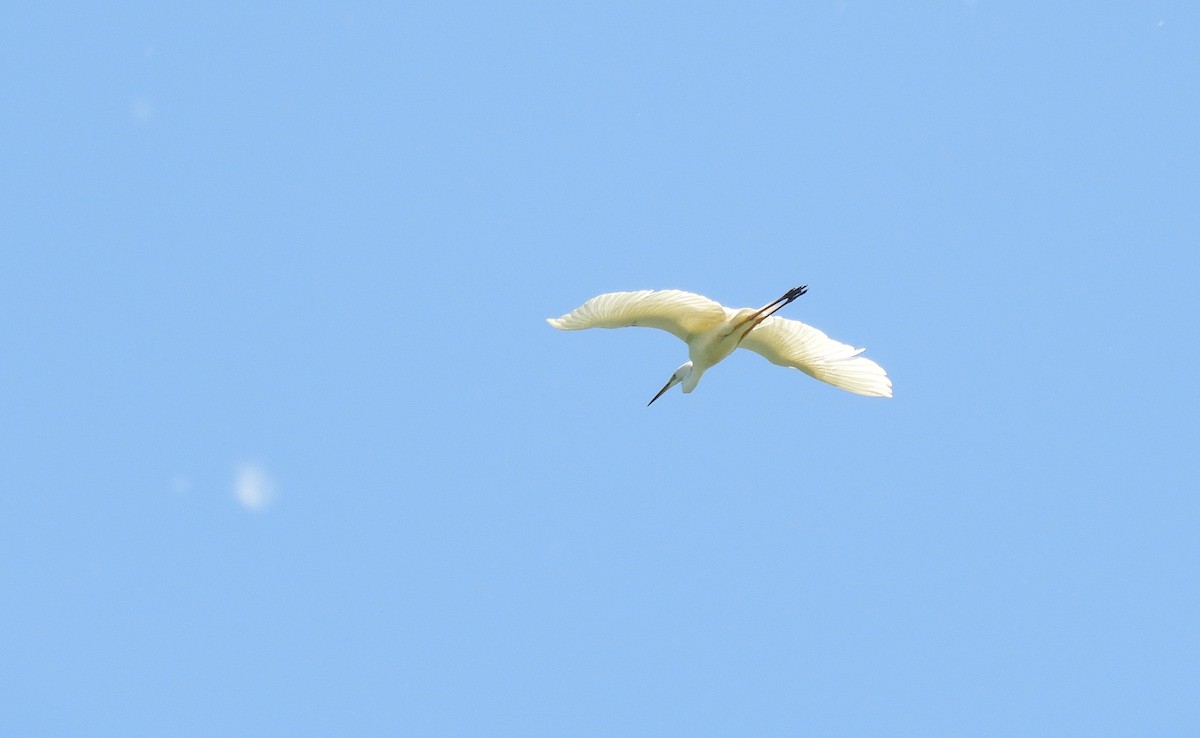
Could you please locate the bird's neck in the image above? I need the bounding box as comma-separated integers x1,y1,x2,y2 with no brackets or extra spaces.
680,363,703,393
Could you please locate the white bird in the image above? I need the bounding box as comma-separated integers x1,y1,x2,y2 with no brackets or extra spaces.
547,286,892,405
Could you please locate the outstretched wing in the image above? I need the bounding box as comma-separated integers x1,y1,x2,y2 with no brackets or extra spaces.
738,316,892,397
547,290,727,342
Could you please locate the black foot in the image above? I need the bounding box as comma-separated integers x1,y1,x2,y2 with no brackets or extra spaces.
780,285,807,304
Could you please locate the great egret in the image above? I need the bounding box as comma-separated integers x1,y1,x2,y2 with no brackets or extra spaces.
547,287,892,404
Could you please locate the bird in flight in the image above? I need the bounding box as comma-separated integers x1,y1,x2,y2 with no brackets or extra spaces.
547,286,892,405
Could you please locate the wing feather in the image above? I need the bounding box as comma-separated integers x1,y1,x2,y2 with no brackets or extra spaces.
546,290,727,342
739,316,893,398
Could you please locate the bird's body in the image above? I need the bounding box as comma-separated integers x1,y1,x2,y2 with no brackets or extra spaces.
547,287,892,404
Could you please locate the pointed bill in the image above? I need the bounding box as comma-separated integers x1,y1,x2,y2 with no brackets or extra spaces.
648,375,680,406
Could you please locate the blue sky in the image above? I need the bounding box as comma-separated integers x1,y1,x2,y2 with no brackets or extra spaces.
3,2,1198,735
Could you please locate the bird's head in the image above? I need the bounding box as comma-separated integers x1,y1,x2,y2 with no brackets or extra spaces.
648,362,693,406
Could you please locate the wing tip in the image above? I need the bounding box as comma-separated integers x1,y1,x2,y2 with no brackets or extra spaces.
810,361,893,398
844,382,893,398
874,374,894,398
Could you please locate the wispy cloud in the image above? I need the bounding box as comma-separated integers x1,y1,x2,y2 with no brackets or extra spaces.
234,462,277,512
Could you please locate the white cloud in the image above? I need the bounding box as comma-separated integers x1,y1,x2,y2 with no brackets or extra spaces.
234,462,277,512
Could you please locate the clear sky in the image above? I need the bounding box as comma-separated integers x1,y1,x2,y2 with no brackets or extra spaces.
3,2,1198,735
